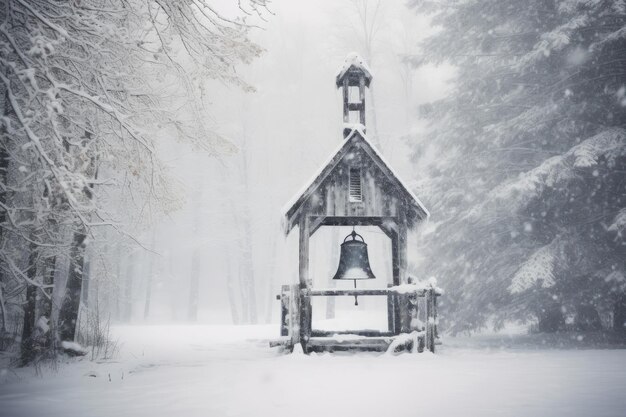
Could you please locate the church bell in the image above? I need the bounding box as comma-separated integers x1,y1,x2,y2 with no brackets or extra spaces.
333,230,376,305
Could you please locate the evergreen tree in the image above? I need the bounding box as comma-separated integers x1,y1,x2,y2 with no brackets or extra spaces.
408,0,626,333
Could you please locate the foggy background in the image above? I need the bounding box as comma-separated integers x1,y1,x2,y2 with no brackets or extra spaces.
130,0,452,325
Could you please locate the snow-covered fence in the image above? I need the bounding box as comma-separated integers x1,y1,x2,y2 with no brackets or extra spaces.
272,280,441,354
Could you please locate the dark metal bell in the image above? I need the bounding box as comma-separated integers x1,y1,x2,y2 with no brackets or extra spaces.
333,230,375,305
333,230,376,281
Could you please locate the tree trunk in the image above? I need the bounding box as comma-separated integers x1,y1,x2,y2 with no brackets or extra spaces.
537,302,565,333
0,87,10,334
123,251,134,322
20,245,38,365
49,227,72,344
237,133,257,324
144,230,157,320
614,294,626,332
143,277,152,320
188,158,204,322
264,235,278,323
81,258,91,308
114,245,123,321
226,250,240,325
35,256,55,322
57,130,96,342
143,258,153,320
58,231,87,342
574,304,602,331
238,261,250,323
188,249,200,321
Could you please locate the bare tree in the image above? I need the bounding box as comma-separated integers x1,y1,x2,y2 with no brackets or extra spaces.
0,0,266,363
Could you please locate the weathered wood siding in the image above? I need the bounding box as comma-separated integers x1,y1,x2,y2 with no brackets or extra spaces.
303,142,406,219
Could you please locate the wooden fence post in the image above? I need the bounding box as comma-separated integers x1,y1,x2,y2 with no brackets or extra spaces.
279,285,289,337
387,284,395,333
409,291,419,353
300,286,311,353
426,289,435,353
289,284,301,351
434,294,439,341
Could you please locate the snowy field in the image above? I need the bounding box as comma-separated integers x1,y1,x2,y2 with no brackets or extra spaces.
1,324,626,417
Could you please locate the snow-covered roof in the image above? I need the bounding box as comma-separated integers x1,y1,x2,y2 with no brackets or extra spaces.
281,126,429,234
335,52,373,88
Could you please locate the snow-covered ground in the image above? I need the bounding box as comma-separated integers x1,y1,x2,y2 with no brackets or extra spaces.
1,324,626,417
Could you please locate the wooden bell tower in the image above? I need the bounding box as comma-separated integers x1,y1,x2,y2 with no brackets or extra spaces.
272,53,440,355
336,53,372,138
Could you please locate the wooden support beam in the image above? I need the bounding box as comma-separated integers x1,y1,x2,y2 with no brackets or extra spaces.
308,216,399,237
378,221,397,239
426,288,436,353
398,223,408,285
298,216,311,352
434,293,439,341
269,337,291,348
390,230,400,287
359,75,366,125
387,283,395,334
342,77,349,125
299,217,310,288
279,285,289,337
308,336,393,352
309,216,325,236
409,293,418,331
311,329,394,337
313,216,397,227
289,284,301,349
397,215,410,333
308,288,432,297
310,288,389,296
390,230,402,334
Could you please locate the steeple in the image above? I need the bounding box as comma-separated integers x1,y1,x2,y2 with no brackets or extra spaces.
336,53,373,138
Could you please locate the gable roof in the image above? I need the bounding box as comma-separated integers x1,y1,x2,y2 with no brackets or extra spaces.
335,53,373,88
281,127,429,234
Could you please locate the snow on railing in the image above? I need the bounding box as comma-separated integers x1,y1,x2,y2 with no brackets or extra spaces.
310,277,442,296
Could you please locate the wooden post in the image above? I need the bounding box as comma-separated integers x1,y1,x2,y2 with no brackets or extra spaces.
409,292,419,354
358,75,366,126
426,289,435,353
387,283,395,333
289,284,300,349
298,216,311,352
298,216,310,288
399,221,409,332
409,294,418,330
397,221,408,285
279,285,289,337
395,216,409,332
391,232,400,287
390,230,402,334
343,77,350,125
434,294,439,341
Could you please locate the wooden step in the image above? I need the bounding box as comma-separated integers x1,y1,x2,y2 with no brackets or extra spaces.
307,335,394,352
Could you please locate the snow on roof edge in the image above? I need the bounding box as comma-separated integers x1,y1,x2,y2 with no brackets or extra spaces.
358,131,430,220
280,132,355,219
335,52,373,85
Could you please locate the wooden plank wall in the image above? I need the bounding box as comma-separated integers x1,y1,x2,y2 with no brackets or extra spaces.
310,146,404,219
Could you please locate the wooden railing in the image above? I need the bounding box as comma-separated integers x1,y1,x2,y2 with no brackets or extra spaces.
274,280,441,353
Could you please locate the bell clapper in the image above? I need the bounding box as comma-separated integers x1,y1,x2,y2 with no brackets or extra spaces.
354,279,358,306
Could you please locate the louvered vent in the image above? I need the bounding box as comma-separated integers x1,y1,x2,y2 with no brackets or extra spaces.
349,168,362,202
